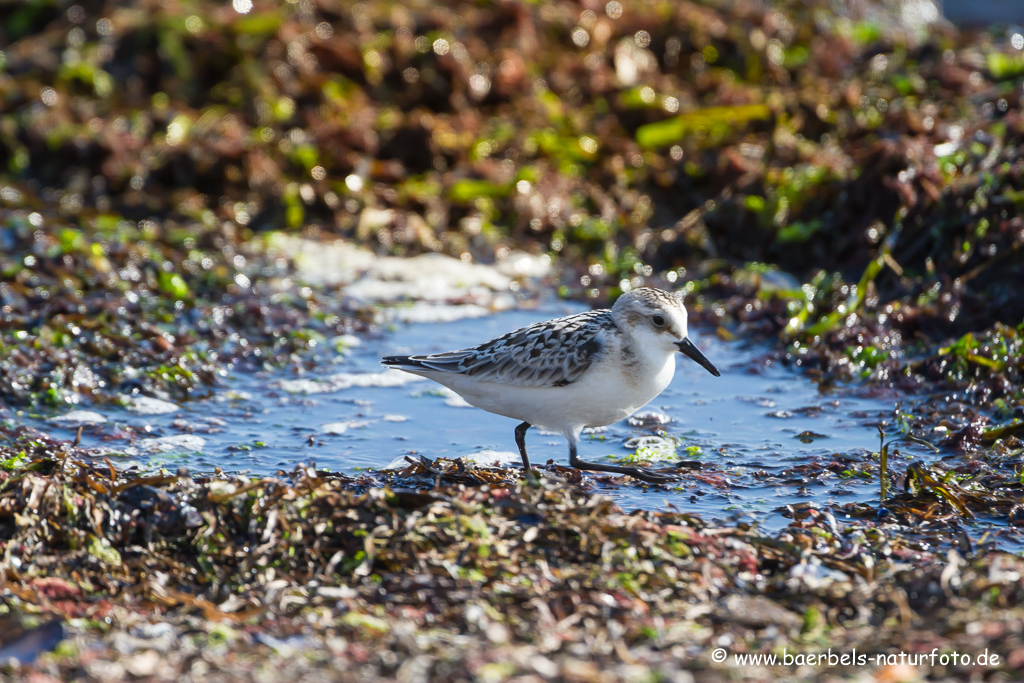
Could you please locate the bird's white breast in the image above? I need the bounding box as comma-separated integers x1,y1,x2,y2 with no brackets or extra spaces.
432,343,677,437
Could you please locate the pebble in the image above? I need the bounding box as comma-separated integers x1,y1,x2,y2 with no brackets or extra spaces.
123,650,163,677
321,422,349,435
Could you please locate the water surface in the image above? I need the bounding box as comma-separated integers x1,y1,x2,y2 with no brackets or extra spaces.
34,302,940,529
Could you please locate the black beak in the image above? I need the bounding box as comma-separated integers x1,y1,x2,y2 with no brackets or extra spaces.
676,338,721,377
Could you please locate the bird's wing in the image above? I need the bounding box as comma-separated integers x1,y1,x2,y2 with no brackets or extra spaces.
383,309,611,387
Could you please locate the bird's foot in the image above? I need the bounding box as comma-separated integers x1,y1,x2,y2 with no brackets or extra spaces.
568,448,677,484
570,459,677,484
624,467,677,484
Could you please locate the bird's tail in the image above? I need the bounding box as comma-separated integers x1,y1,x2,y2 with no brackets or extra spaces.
381,355,429,370
382,351,472,374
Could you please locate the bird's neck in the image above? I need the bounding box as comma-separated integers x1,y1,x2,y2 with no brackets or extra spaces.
618,333,674,375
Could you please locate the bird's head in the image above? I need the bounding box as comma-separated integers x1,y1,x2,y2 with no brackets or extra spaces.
611,287,720,377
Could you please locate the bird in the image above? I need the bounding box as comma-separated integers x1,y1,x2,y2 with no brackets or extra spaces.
381,287,720,483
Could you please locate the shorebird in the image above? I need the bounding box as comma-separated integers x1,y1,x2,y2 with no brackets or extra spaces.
381,287,720,483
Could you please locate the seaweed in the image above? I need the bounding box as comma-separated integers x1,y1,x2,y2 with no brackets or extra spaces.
0,437,1022,680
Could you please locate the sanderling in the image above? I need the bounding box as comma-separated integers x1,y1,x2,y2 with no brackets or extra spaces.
381,287,720,483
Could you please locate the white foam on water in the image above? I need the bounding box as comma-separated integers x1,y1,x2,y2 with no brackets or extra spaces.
51,410,107,426
279,369,427,394
136,435,207,453
124,396,180,415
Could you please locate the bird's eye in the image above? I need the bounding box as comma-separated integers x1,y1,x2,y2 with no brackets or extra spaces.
652,315,666,327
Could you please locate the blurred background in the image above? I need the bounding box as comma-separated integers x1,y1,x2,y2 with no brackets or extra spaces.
1,0,1023,403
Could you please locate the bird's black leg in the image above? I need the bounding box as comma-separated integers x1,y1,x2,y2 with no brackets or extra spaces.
515,422,532,471
568,440,676,484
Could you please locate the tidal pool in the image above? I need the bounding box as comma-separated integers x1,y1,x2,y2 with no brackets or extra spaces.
34,301,940,529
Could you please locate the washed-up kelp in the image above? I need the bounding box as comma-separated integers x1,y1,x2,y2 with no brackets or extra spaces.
2,432,1024,680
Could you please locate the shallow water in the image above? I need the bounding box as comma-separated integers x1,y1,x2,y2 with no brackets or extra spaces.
30,301,950,529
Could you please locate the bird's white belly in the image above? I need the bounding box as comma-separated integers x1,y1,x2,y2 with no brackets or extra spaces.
437,353,676,435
